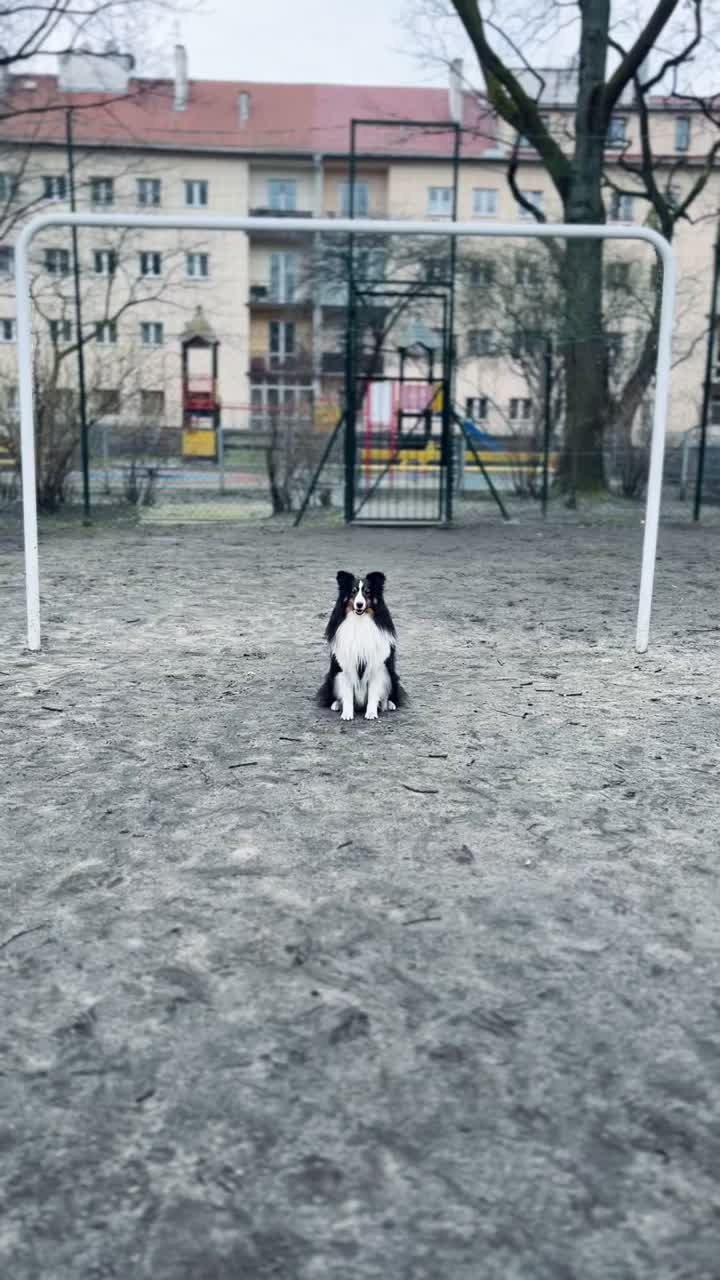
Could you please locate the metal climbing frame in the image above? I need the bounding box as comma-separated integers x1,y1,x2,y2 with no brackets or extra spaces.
15,212,675,653
343,119,461,525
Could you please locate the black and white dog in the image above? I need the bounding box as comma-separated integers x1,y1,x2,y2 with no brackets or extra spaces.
318,571,404,721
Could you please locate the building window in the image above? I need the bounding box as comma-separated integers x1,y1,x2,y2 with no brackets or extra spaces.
269,251,298,302
427,186,453,217
606,261,630,289
518,190,543,219
45,248,70,276
140,251,162,278
472,187,497,217
141,389,165,418
95,321,117,345
0,245,14,277
339,180,369,216
49,319,72,343
140,321,164,347
470,258,494,287
267,179,297,212
91,177,114,206
515,258,540,286
0,318,16,343
186,252,209,278
515,131,530,149
137,178,161,207
0,173,18,202
466,396,488,421
93,249,117,276
607,116,627,148
611,192,634,221
675,116,691,152
711,390,720,428
93,388,120,416
269,320,296,361
43,174,67,201
509,397,532,421
185,179,208,207
467,329,493,357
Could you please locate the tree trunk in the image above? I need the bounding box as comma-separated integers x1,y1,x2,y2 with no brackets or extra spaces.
558,236,608,492
556,0,611,494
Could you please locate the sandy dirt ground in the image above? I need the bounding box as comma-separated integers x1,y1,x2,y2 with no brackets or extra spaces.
2,503,720,1279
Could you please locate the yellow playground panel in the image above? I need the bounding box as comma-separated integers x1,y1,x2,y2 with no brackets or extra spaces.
360,441,559,474
182,427,217,460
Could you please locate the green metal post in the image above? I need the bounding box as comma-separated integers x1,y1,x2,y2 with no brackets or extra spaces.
442,122,461,523
66,108,91,523
343,121,358,523
542,337,552,517
693,228,720,522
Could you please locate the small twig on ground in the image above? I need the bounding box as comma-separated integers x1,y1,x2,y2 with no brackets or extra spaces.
403,915,443,926
0,923,49,952
402,784,440,794
228,761,259,769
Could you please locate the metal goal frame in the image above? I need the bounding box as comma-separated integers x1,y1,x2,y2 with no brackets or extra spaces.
14,211,676,653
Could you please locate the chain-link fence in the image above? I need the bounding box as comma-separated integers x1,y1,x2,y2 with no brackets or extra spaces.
3,412,715,525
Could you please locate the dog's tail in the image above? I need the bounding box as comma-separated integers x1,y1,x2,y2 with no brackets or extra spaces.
393,681,408,708
316,667,337,708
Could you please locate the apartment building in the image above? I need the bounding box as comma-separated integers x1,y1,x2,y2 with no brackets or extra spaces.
0,48,717,440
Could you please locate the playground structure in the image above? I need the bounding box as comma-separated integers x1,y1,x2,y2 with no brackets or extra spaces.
180,307,221,461
14,210,675,654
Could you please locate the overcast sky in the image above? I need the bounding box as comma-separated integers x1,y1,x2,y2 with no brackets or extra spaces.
178,0,446,87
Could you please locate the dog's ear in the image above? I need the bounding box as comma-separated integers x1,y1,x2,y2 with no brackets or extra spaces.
366,571,386,598
336,570,355,596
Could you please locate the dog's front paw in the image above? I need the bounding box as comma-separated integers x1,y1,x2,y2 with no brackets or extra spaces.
330,699,341,712
387,700,397,712
340,707,354,721
365,707,379,721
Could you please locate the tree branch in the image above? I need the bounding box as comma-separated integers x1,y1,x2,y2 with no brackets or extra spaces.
602,0,683,120
450,0,573,200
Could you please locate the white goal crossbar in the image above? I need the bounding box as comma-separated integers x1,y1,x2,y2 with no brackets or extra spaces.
14,213,676,653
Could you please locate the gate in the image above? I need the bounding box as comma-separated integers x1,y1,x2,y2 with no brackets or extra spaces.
344,285,457,526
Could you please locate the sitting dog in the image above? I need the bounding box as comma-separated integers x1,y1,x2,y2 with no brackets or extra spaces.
318,571,404,721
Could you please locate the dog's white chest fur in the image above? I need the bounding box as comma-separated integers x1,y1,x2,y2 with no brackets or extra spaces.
331,614,393,682
328,611,397,721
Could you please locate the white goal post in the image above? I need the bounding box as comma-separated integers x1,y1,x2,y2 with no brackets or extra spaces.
14,212,676,653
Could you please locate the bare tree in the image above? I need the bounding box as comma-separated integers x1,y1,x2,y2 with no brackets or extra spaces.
455,236,707,495
0,1,178,92
412,0,720,491
0,227,190,508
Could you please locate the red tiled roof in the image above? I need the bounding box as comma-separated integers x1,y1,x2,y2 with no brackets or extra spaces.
0,76,499,158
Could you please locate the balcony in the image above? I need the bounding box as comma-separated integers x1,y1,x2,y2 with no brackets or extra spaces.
321,351,384,377
249,284,311,309
248,208,314,241
250,351,314,380
323,209,388,220
250,206,314,219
